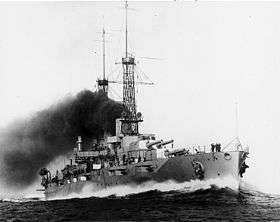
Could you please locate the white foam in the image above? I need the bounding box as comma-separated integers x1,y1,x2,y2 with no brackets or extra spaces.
47,176,239,201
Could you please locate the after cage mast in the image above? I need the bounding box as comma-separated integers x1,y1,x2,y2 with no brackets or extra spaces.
97,27,109,95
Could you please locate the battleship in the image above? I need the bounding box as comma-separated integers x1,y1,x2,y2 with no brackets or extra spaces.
38,2,249,199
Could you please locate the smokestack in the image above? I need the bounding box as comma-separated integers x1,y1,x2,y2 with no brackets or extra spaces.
77,136,82,151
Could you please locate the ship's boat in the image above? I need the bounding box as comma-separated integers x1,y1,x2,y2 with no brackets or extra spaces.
38,2,249,200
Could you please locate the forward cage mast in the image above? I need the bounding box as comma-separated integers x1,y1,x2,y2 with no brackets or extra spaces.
121,1,142,135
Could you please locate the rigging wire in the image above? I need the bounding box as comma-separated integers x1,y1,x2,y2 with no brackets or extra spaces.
136,65,154,84
109,86,122,102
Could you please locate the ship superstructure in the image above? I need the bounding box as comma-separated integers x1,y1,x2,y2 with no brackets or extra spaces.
39,2,249,199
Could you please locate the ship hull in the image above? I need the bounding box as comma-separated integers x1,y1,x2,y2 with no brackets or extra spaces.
44,151,247,199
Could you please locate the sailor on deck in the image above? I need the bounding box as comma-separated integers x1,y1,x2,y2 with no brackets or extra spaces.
211,143,215,152
216,143,221,152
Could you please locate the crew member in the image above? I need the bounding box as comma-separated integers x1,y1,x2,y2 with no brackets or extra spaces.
211,143,215,152
216,143,221,152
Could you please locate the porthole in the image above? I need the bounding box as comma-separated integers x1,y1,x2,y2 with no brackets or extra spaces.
224,153,232,160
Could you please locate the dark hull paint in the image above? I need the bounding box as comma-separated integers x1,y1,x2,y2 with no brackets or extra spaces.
45,151,246,199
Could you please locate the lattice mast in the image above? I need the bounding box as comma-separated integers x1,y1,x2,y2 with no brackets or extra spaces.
121,1,142,135
97,27,109,95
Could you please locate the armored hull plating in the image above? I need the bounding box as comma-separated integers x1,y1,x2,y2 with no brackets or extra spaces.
44,150,248,199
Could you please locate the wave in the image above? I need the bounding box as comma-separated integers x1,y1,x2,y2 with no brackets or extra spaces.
47,176,240,201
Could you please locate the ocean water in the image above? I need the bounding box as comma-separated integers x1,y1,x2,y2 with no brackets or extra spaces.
1,178,280,221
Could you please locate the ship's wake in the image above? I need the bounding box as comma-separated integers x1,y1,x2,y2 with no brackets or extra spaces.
46,176,240,201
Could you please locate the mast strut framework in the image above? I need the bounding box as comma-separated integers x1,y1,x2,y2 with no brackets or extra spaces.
121,1,141,135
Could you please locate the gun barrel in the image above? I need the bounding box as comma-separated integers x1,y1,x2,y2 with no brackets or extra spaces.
146,140,162,148
157,140,174,148
161,139,174,146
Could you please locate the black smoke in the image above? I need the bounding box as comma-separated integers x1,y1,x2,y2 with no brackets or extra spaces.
0,90,123,188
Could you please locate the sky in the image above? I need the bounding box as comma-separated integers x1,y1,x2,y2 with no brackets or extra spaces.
0,1,280,193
